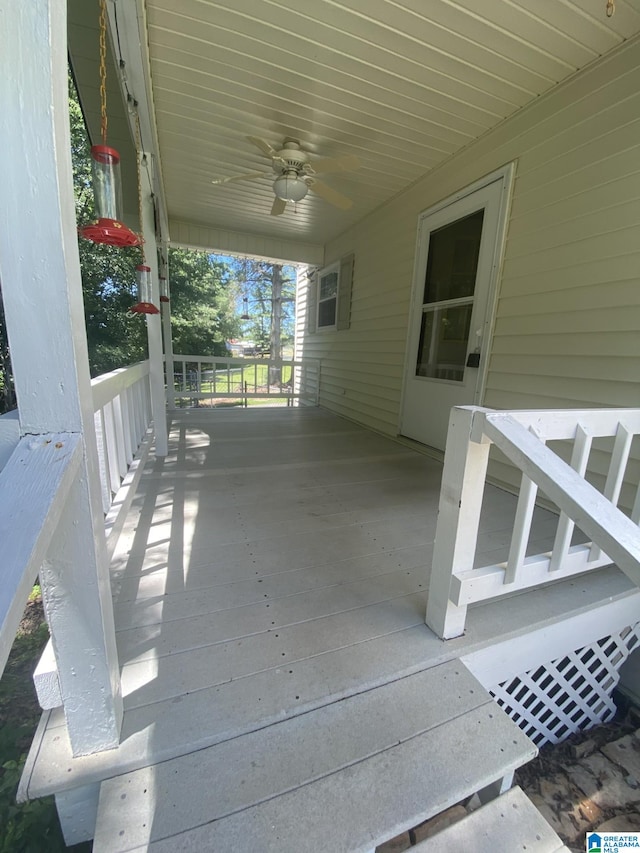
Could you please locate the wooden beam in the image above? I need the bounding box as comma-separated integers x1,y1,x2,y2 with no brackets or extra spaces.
159,244,176,410
139,153,168,457
0,0,122,753
0,434,82,678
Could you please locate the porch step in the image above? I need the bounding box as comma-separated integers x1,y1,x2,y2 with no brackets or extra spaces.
92,660,536,852
412,786,570,852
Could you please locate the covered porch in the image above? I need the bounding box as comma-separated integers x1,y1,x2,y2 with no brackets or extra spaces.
2,0,640,849
14,400,640,849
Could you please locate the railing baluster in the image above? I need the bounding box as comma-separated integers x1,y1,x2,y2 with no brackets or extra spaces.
505,469,539,584
111,395,128,477
632,481,640,526
590,422,633,561
133,381,143,444
127,382,137,446
167,355,318,407
119,390,133,465
94,409,112,514
549,424,592,572
103,401,121,495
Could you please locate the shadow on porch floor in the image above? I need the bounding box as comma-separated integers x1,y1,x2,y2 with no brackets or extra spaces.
21,406,638,850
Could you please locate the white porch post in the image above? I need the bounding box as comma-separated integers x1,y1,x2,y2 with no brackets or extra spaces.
425,407,491,640
139,155,168,455
161,244,176,411
0,0,122,751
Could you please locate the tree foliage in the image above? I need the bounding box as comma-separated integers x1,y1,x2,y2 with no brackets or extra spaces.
70,76,147,375
69,77,240,374
0,77,293,413
219,257,296,353
167,249,239,356
0,283,16,415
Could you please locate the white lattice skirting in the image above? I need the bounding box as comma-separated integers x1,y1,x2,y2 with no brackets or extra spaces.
490,623,640,746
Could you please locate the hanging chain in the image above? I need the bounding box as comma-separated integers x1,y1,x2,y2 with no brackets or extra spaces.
99,0,108,145
134,109,146,262
606,0,615,16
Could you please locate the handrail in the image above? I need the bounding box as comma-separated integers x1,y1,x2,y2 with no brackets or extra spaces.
0,434,82,678
91,360,151,411
170,354,320,407
91,360,152,514
10,362,154,711
426,406,640,640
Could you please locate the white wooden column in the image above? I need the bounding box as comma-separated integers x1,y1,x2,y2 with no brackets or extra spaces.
425,407,492,640
161,245,176,411
0,0,122,753
139,155,168,455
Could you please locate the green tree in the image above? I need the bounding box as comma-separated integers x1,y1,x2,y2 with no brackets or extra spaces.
69,75,146,375
167,249,240,356
220,257,296,356
69,76,239,372
0,282,16,414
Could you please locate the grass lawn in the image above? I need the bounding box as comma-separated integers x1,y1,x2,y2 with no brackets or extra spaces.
179,363,294,395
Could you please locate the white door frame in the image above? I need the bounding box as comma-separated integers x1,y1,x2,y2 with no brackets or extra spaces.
399,163,516,443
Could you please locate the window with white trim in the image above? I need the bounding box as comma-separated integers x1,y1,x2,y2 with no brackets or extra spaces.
317,261,340,330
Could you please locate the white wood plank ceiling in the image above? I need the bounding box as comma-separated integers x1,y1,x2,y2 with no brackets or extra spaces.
77,0,640,251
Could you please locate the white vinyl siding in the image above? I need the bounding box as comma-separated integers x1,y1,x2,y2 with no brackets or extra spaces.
297,37,640,440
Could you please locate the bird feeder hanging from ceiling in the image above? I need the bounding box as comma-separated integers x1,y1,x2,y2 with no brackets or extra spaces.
79,0,139,247
130,264,159,314
159,277,170,303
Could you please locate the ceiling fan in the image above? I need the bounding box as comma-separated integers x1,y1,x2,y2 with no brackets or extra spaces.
212,136,360,216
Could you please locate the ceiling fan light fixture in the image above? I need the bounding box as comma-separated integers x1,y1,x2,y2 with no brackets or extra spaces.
273,172,308,203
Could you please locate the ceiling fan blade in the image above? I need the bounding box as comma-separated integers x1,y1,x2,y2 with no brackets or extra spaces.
212,171,269,185
309,179,353,211
247,136,278,158
271,197,287,216
308,153,360,174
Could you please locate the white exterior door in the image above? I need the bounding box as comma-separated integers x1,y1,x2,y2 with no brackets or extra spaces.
400,174,509,450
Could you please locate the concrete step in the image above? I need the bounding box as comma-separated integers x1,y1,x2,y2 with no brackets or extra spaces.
412,786,571,852
92,661,536,852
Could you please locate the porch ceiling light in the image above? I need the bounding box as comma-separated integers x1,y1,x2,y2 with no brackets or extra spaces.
273,171,308,203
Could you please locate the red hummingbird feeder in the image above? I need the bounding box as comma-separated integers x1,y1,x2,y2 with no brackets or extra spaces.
78,0,138,247
130,265,160,315
79,145,139,246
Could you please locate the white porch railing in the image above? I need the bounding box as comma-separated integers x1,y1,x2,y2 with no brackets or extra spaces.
92,360,152,516
0,362,153,722
426,406,640,640
169,355,320,408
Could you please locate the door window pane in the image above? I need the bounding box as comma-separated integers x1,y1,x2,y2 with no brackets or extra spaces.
423,209,484,304
415,304,473,382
